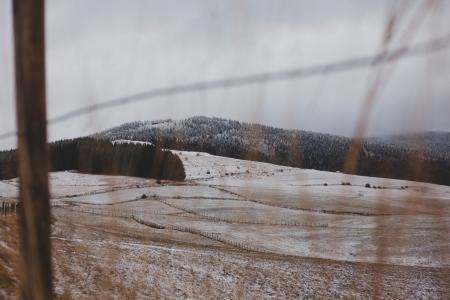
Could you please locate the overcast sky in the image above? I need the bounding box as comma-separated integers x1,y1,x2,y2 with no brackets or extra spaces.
1,0,449,150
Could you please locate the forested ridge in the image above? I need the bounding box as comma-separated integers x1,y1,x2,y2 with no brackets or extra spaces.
96,116,450,186
0,138,185,181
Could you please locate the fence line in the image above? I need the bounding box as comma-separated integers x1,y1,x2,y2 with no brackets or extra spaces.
157,197,329,227
0,201,19,216
132,215,270,254
56,205,271,254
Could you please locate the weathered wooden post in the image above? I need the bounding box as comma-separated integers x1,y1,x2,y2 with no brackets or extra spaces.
12,0,53,299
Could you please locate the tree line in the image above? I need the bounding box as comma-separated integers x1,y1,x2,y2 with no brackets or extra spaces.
0,138,185,181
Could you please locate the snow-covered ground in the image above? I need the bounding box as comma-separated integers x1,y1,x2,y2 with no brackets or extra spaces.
1,172,152,200
1,148,450,298
0,181,17,199
112,139,153,146
34,150,448,267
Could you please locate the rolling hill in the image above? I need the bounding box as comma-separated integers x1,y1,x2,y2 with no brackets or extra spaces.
96,116,450,185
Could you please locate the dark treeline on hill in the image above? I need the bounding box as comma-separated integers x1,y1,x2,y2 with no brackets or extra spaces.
96,116,450,186
0,138,185,181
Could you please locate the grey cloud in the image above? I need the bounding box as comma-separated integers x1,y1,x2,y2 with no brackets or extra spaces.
1,0,449,150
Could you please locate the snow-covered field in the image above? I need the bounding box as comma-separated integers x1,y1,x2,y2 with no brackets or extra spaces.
1,149,450,298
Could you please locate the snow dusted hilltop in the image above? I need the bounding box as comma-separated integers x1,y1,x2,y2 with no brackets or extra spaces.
96,116,450,185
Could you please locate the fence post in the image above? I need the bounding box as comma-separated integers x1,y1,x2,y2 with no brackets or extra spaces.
12,0,53,299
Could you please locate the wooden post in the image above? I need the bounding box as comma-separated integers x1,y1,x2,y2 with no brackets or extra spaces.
12,0,53,299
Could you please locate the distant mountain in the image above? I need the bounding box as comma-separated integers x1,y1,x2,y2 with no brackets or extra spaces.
95,116,450,185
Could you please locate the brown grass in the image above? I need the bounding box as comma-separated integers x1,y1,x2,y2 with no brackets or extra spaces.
0,216,20,299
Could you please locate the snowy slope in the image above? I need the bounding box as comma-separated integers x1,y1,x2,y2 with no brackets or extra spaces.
27,148,446,267
2,145,449,267
96,116,450,185
0,181,17,199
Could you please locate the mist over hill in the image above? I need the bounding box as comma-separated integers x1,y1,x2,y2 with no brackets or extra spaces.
96,116,450,185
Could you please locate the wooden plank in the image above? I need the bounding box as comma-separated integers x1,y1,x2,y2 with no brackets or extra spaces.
12,0,53,299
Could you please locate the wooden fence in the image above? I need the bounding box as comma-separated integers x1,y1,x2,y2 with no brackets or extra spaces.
0,201,19,216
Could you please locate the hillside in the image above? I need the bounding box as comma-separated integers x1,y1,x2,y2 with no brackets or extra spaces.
96,116,450,185
2,149,449,298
